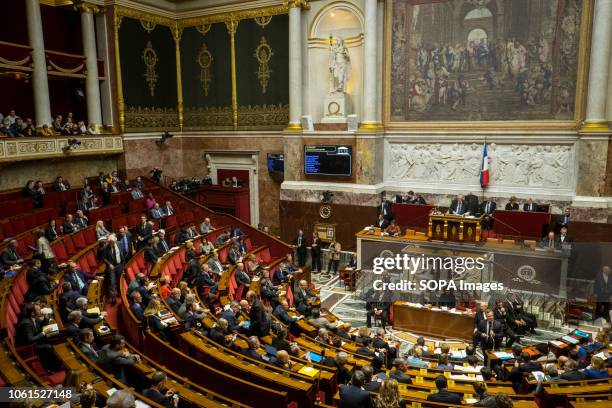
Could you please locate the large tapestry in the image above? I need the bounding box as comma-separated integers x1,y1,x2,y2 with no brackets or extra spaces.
389,0,586,122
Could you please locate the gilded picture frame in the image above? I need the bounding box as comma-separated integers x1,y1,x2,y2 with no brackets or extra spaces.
383,0,593,130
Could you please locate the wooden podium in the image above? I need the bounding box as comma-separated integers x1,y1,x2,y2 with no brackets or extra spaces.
427,214,483,242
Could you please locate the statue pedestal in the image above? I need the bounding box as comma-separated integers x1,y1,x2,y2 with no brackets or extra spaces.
321,93,350,124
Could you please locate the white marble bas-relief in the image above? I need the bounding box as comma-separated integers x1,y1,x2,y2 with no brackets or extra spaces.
386,142,574,189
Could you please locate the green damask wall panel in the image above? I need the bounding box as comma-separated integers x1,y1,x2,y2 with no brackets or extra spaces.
235,15,288,129
119,17,178,131
180,23,232,129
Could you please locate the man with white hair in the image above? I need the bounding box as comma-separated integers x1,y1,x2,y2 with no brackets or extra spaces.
106,388,136,408
75,297,106,328
157,229,170,254
200,217,214,234
103,233,124,304
324,351,351,384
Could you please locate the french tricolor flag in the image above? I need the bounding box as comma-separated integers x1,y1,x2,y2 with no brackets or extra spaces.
480,143,490,188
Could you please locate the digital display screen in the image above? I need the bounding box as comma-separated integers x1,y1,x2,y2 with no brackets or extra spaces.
304,145,352,176
267,153,284,173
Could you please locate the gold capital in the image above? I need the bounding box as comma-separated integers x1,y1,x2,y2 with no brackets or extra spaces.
579,121,610,132
286,0,310,10
74,2,102,14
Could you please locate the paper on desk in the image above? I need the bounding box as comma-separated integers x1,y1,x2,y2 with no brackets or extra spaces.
87,307,101,315
532,371,545,383
493,351,513,359
107,388,118,396
464,398,478,404
40,307,53,315
135,400,152,408
450,350,466,359
449,374,482,382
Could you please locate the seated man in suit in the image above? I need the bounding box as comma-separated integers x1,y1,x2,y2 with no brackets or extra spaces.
166,288,183,314
294,279,317,316
508,352,543,392
75,297,105,328
560,359,588,381
373,328,398,364
356,336,376,358
130,291,145,320
1,240,24,268
465,192,479,215
389,358,412,384
339,370,372,408
450,194,470,215
97,335,140,383
59,282,80,320
366,289,391,329
207,251,225,276
505,293,538,335
361,365,383,392
523,198,538,212
427,375,462,405
480,198,496,230
65,310,83,339
142,372,178,408
234,262,251,289
135,216,153,249
308,308,336,331
273,349,292,371
77,328,99,361
63,214,78,234
241,336,263,361
476,310,504,358
222,301,245,332
144,240,159,266
74,210,88,229
15,303,59,371
273,300,300,330
127,273,153,306
65,260,97,295
374,213,389,229
324,352,351,385
493,300,517,348
558,225,573,245
538,231,560,250
156,230,171,255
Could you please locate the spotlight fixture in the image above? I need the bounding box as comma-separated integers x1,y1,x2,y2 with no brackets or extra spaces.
156,131,174,146
62,138,82,152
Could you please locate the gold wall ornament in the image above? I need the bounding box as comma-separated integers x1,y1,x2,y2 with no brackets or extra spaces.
140,20,157,33
142,41,159,97
254,36,273,94
125,106,179,132
196,24,212,35
179,5,289,28
183,106,233,129
254,16,272,28
74,2,102,14
197,43,214,97
237,104,289,129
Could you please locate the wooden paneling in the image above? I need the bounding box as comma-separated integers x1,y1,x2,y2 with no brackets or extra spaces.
279,200,377,251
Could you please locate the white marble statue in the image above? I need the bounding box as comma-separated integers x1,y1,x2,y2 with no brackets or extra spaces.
329,36,350,94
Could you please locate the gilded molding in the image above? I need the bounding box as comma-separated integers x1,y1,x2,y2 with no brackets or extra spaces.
74,2,102,14
0,136,123,163
125,106,179,132
196,24,212,35
184,106,233,130
179,5,289,28
237,104,289,129
286,0,310,10
254,16,273,28
114,6,175,27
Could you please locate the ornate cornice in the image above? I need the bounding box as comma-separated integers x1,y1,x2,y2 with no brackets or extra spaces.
179,4,289,27
0,136,123,163
74,2,102,14
114,5,176,27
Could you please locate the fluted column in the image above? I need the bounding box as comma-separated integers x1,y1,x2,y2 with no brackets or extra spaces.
359,0,382,131
78,3,103,128
286,0,307,131
25,0,51,126
582,0,612,131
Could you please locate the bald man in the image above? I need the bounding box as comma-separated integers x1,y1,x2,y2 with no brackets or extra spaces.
294,279,316,316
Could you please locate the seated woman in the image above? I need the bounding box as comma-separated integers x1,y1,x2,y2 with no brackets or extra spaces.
95,220,111,240
406,346,429,368
247,254,260,275
201,238,215,255
385,219,401,236
584,356,609,379
143,298,171,340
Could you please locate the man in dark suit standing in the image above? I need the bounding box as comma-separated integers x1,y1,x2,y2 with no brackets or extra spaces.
523,198,538,212
15,303,58,371
338,370,372,408
449,194,469,215
103,234,124,304
116,227,133,260
472,302,488,347
293,229,308,267
594,266,611,321
246,291,268,337
379,195,394,221
480,198,496,230
135,215,153,249
427,376,462,404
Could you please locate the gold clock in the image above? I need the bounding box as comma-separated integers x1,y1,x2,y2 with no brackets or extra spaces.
319,204,332,219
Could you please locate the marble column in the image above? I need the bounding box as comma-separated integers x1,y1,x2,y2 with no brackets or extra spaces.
582,0,612,131
286,1,304,131
359,0,382,131
25,0,52,126
79,3,103,128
